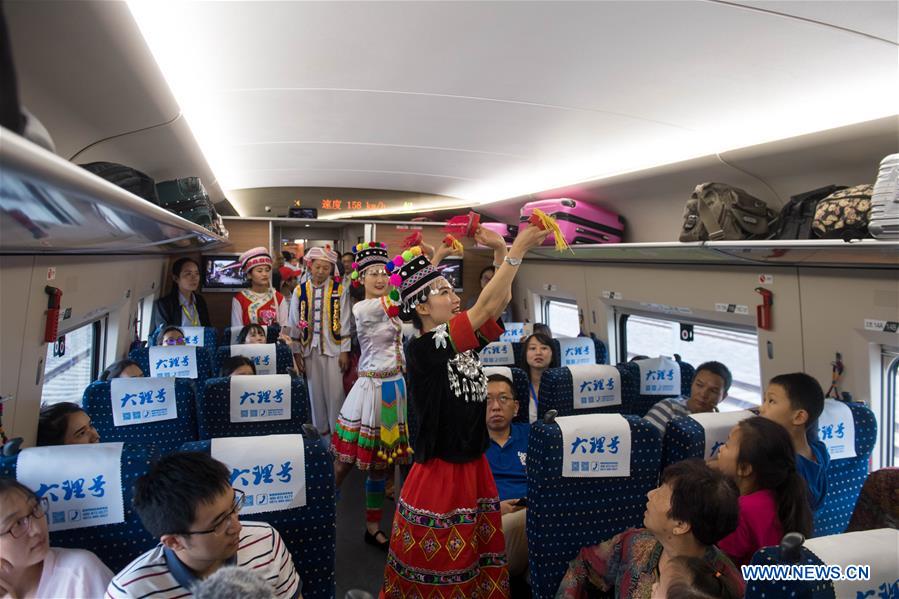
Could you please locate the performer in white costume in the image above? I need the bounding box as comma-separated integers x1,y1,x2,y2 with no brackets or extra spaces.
288,246,351,437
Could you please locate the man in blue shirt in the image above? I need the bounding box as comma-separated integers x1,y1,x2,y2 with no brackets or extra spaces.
485,373,529,577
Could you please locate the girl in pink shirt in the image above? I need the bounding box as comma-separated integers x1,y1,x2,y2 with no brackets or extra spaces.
711,416,813,567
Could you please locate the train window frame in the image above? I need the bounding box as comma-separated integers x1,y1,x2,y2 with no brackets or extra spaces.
542,297,580,338
881,346,899,468
40,319,103,407
137,293,155,341
618,311,762,411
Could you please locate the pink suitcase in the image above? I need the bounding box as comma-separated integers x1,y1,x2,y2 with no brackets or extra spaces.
519,198,624,245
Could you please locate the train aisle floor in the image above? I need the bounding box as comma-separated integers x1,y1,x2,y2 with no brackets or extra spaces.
335,467,399,597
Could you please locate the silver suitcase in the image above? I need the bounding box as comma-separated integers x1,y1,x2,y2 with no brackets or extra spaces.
869,153,899,240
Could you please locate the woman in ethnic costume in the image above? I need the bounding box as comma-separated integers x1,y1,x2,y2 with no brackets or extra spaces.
380,223,548,599
230,246,290,328
331,241,411,550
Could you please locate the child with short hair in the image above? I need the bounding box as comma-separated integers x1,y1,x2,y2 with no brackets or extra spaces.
759,372,830,511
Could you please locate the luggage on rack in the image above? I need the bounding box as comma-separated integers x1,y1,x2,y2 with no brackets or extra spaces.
869,154,899,240
519,198,624,245
156,177,220,234
771,185,847,240
679,182,774,242
812,184,873,240
80,162,159,204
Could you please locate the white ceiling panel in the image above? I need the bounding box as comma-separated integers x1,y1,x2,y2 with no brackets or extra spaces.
125,0,898,208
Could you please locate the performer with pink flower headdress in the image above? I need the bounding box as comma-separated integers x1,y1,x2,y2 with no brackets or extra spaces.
330,241,412,550
379,222,549,599
288,245,351,437
229,246,290,328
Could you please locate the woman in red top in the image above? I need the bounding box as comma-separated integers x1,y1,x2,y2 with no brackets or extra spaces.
711,416,813,567
230,246,290,328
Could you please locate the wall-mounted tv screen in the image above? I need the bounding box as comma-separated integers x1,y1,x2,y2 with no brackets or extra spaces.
202,254,249,292
436,257,463,293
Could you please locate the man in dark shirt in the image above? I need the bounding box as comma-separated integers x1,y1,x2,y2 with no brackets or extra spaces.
484,374,529,577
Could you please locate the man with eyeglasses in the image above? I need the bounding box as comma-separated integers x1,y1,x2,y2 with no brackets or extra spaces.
483,373,530,581
106,452,302,598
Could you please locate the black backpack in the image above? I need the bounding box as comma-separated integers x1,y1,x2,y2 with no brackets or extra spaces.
771,185,847,240
80,162,160,204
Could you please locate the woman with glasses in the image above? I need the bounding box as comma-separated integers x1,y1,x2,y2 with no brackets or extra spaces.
0,478,112,598
160,326,186,346
331,242,411,550
151,257,212,331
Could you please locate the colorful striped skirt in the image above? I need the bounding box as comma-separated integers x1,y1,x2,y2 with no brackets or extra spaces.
381,455,509,598
332,373,411,470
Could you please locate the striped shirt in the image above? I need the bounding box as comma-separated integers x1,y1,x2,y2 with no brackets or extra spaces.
643,397,693,436
106,521,301,599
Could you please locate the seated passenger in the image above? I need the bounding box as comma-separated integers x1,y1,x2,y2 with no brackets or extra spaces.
0,478,113,597
653,555,742,599
220,356,257,377
643,361,732,436
37,402,99,446
107,452,301,598
484,374,529,577
236,323,267,345
522,331,555,423
160,326,186,346
710,416,813,567
556,459,742,599
759,372,830,511
99,359,144,380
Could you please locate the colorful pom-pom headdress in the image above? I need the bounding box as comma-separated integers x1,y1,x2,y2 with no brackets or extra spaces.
350,241,390,287
387,246,442,321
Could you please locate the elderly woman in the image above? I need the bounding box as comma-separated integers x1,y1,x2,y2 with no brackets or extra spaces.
555,459,744,599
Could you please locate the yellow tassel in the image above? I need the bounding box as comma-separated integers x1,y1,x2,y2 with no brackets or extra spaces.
388,457,394,464
531,208,573,253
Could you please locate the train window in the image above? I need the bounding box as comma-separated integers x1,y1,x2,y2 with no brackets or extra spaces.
882,347,899,467
543,298,580,337
41,321,101,406
621,313,761,411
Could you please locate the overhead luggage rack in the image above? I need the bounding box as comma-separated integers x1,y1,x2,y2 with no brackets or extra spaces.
0,127,229,255
475,239,899,269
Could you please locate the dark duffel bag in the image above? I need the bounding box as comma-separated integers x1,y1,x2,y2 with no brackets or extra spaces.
156,176,206,208
167,198,216,230
771,185,847,240
80,162,159,204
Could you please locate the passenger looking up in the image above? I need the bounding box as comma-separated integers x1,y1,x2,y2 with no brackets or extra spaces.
758,372,830,511
484,374,530,578
465,265,514,323
643,361,733,436
522,331,555,423
36,402,99,446
555,459,742,599
161,326,186,346
0,478,113,598
230,247,290,329
331,242,411,551
151,257,211,330
106,452,302,599
236,324,267,345
652,555,742,599
380,223,548,598
99,359,144,380
709,416,813,567
288,246,351,438
220,356,256,377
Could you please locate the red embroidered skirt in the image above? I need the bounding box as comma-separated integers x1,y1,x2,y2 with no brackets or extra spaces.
380,455,509,598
